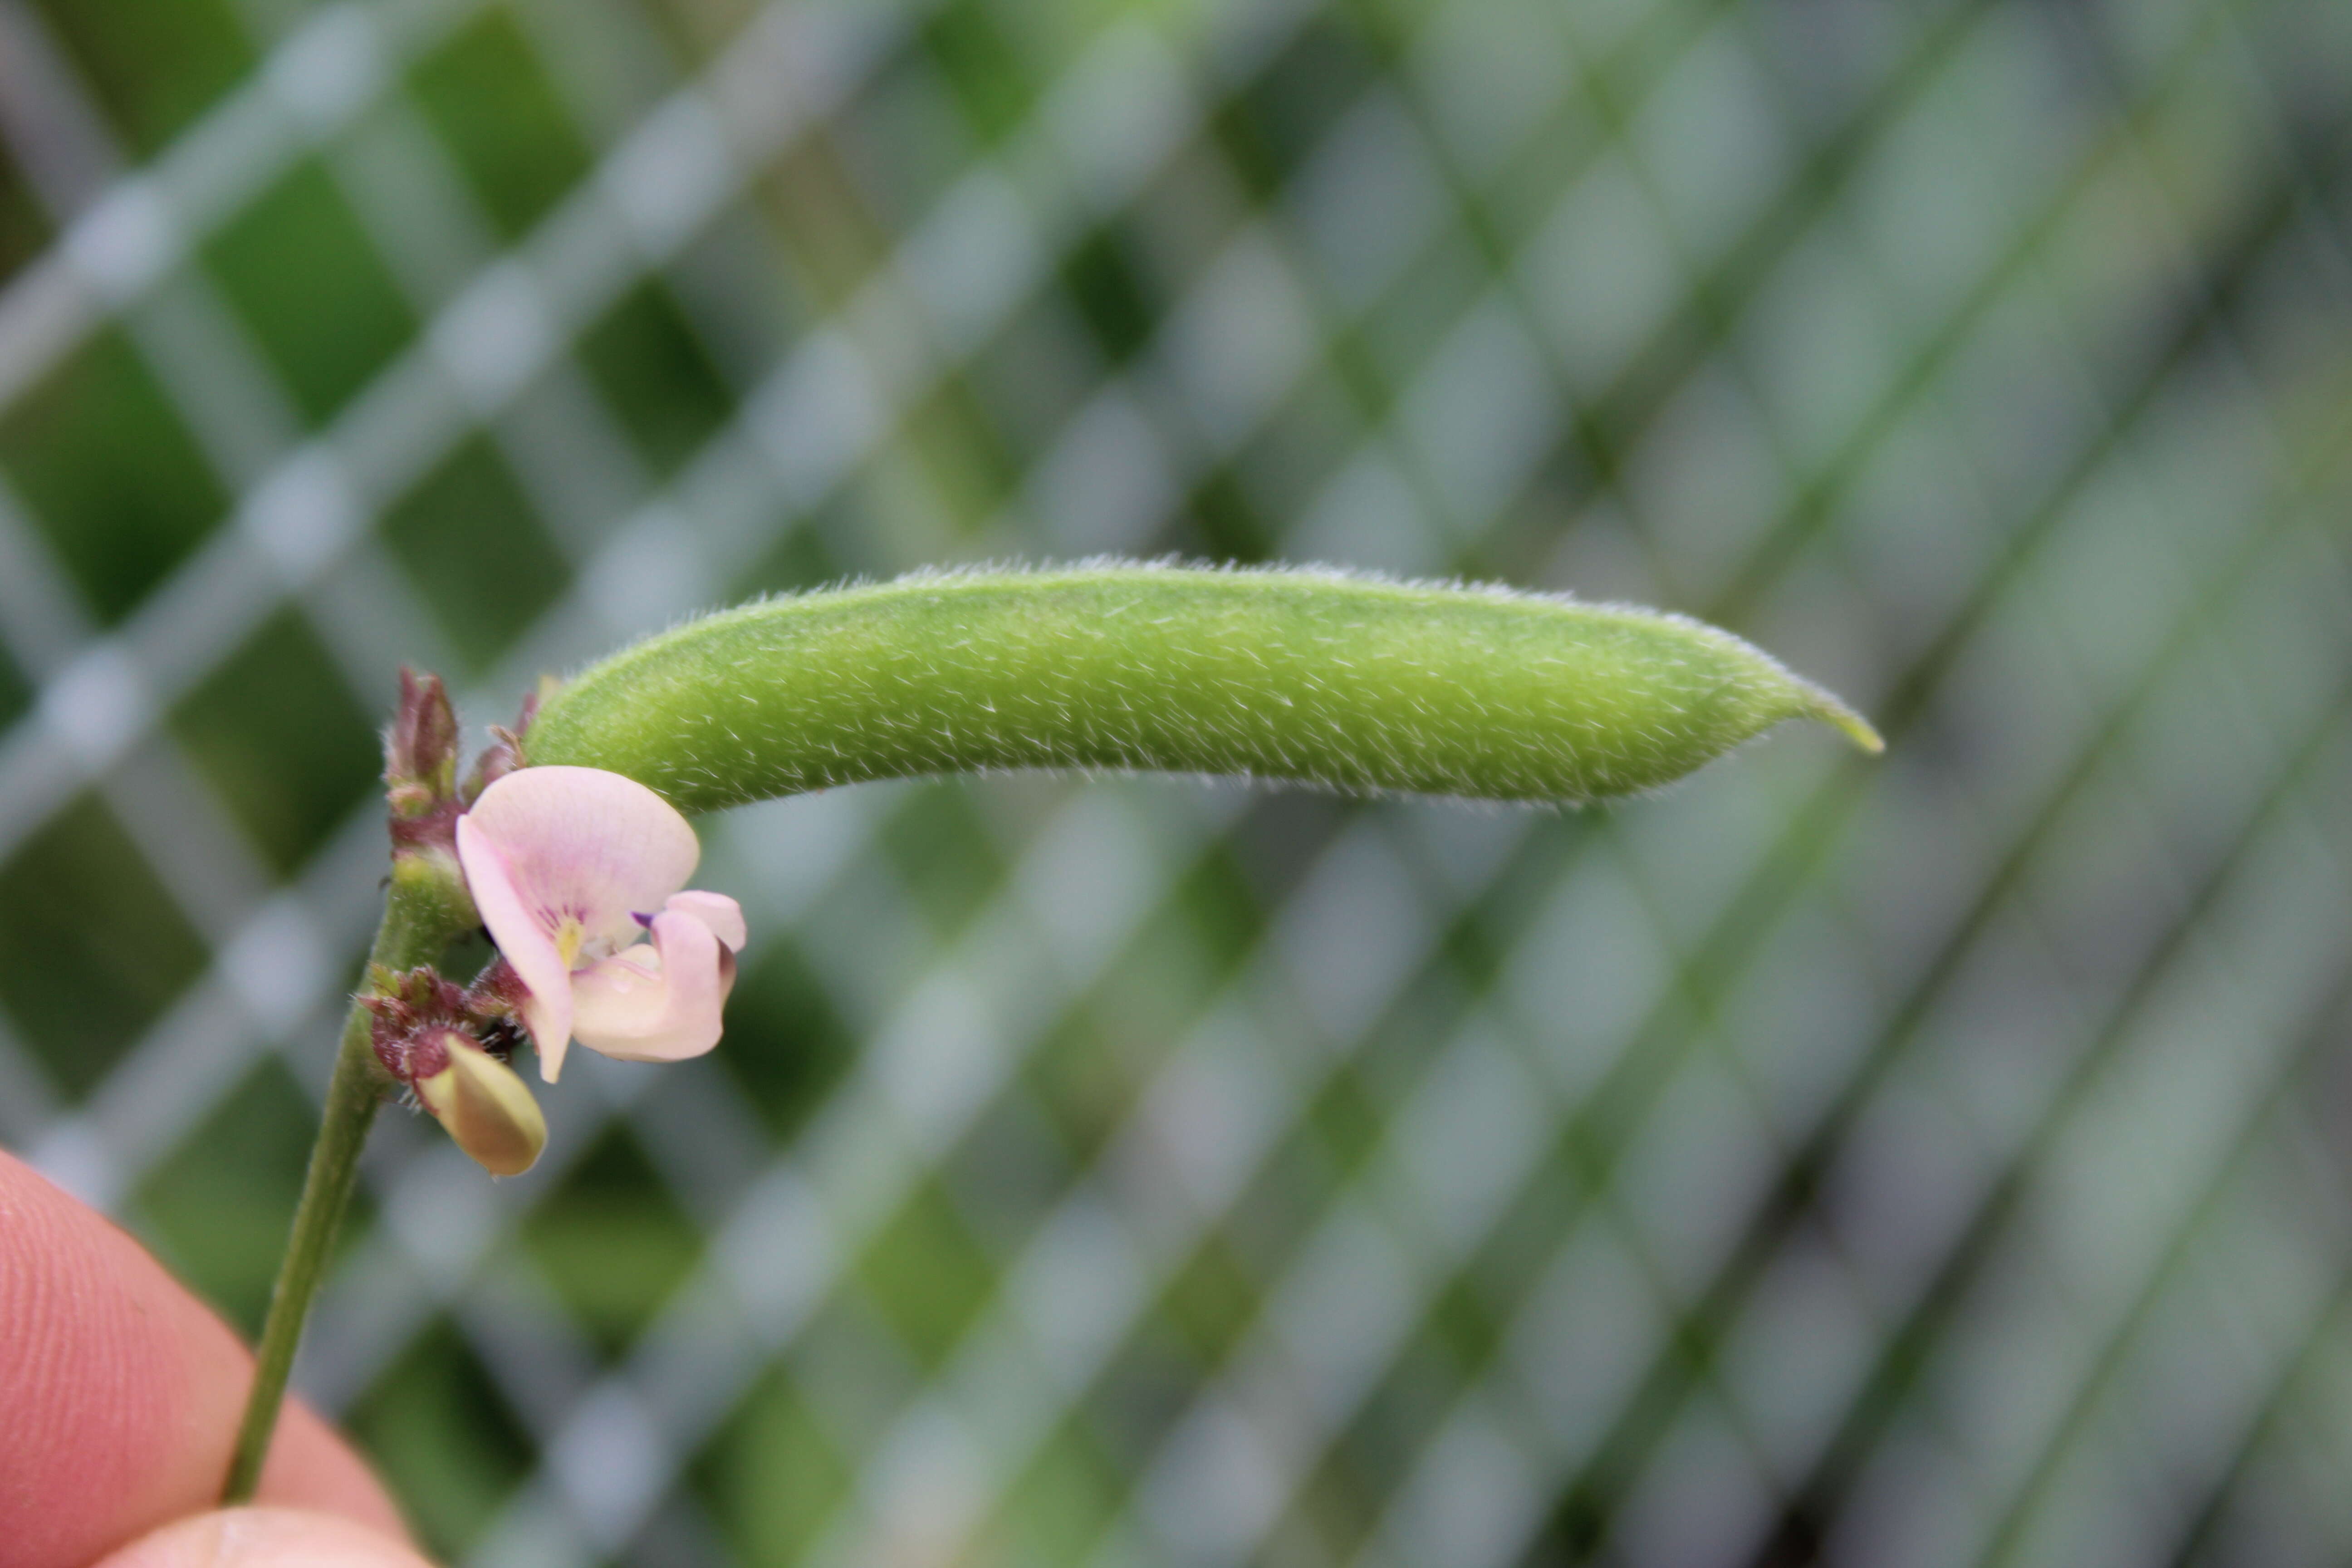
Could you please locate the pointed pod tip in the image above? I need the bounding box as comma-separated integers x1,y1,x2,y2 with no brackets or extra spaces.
1804,687,1885,755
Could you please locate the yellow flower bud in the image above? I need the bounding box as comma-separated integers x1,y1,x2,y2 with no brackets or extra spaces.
414,1031,547,1176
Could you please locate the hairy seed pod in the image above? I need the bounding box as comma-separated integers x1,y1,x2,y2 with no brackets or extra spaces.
524,563,1880,811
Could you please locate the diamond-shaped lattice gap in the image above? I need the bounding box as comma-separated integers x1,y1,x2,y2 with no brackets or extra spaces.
201,158,418,427
1457,1136,1593,1337
829,45,980,224
1351,225,1490,411
520,1123,708,1361
780,1289,933,1493
26,0,254,159
128,1054,369,1336
1299,1054,1389,1188
346,1315,542,1562
916,0,1037,149
1627,365,1790,609
938,1085,1079,1260
0,791,209,1098
1221,1099,1352,1289
1059,223,1162,368
855,1172,1004,1373
727,503,852,601
1607,1395,1784,1567
716,937,861,1142
0,328,228,625
578,280,739,478
166,607,381,877
1303,1320,1467,1561
686,1361,854,1568
1716,1221,1884,1492
967,292,1109,463
1230,368,1371,554
380,436,572,677
1083,1311,1207,1489
1214,17,1382,201
1017,851,1244,1168
901,371,1026,530
0,647,29,729
1157,1232,1264,1369
1423,1266,1511,1392
878,785,1015,942
978,1409,1127,1568
407,8,597,243
1174,461,1278,564
0,141,48,284
1285,88,1448,323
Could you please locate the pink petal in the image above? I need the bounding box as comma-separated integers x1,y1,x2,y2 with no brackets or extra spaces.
569,907,729,1065
464,767,701,956
455,815,577,1081
663,889,747,951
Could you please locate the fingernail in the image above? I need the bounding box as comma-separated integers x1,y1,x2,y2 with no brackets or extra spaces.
92,1507,433,1568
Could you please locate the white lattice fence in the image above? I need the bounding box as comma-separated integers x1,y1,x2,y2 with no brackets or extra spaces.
2,0,2350,1563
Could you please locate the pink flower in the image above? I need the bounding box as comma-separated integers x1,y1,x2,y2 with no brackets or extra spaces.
455,765,747,1082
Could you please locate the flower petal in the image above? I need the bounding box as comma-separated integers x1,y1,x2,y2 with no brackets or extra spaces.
570,908,729,1064
455,814,575,1079
464,766,701,956
662,889,746,951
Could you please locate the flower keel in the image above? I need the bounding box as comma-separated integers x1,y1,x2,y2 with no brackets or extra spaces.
571,901,739,1062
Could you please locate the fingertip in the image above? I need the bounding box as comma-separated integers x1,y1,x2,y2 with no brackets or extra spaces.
0,1152,408,1566
256,1401,413,1542
90,1508,435,1568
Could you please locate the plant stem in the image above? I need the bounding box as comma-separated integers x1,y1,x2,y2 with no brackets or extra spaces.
220,853,472,1504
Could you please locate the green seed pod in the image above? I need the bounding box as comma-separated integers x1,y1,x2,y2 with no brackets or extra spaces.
524,563,1879,811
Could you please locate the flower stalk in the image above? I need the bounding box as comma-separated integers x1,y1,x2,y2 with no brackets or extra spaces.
220,851,477,1504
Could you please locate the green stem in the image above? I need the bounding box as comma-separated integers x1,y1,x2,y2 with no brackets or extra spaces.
220,851,473,1504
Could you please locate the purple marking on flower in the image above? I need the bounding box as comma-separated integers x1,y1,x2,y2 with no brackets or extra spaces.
455,765,747,1082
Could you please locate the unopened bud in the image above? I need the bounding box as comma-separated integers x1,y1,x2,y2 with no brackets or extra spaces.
388,668,469,859
415,1031,547,1176
387,669,460,804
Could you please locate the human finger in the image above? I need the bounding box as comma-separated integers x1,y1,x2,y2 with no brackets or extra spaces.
0,1150,407,1568
87,1508,433,1568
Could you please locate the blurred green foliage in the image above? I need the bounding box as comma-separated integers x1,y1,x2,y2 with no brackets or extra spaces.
580,284,737,475
0,330,225,622
170,610,382,875
27,0,252,157
0,796,209,1093
206,162,418,423
410,11,594,241
382,439,572,675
